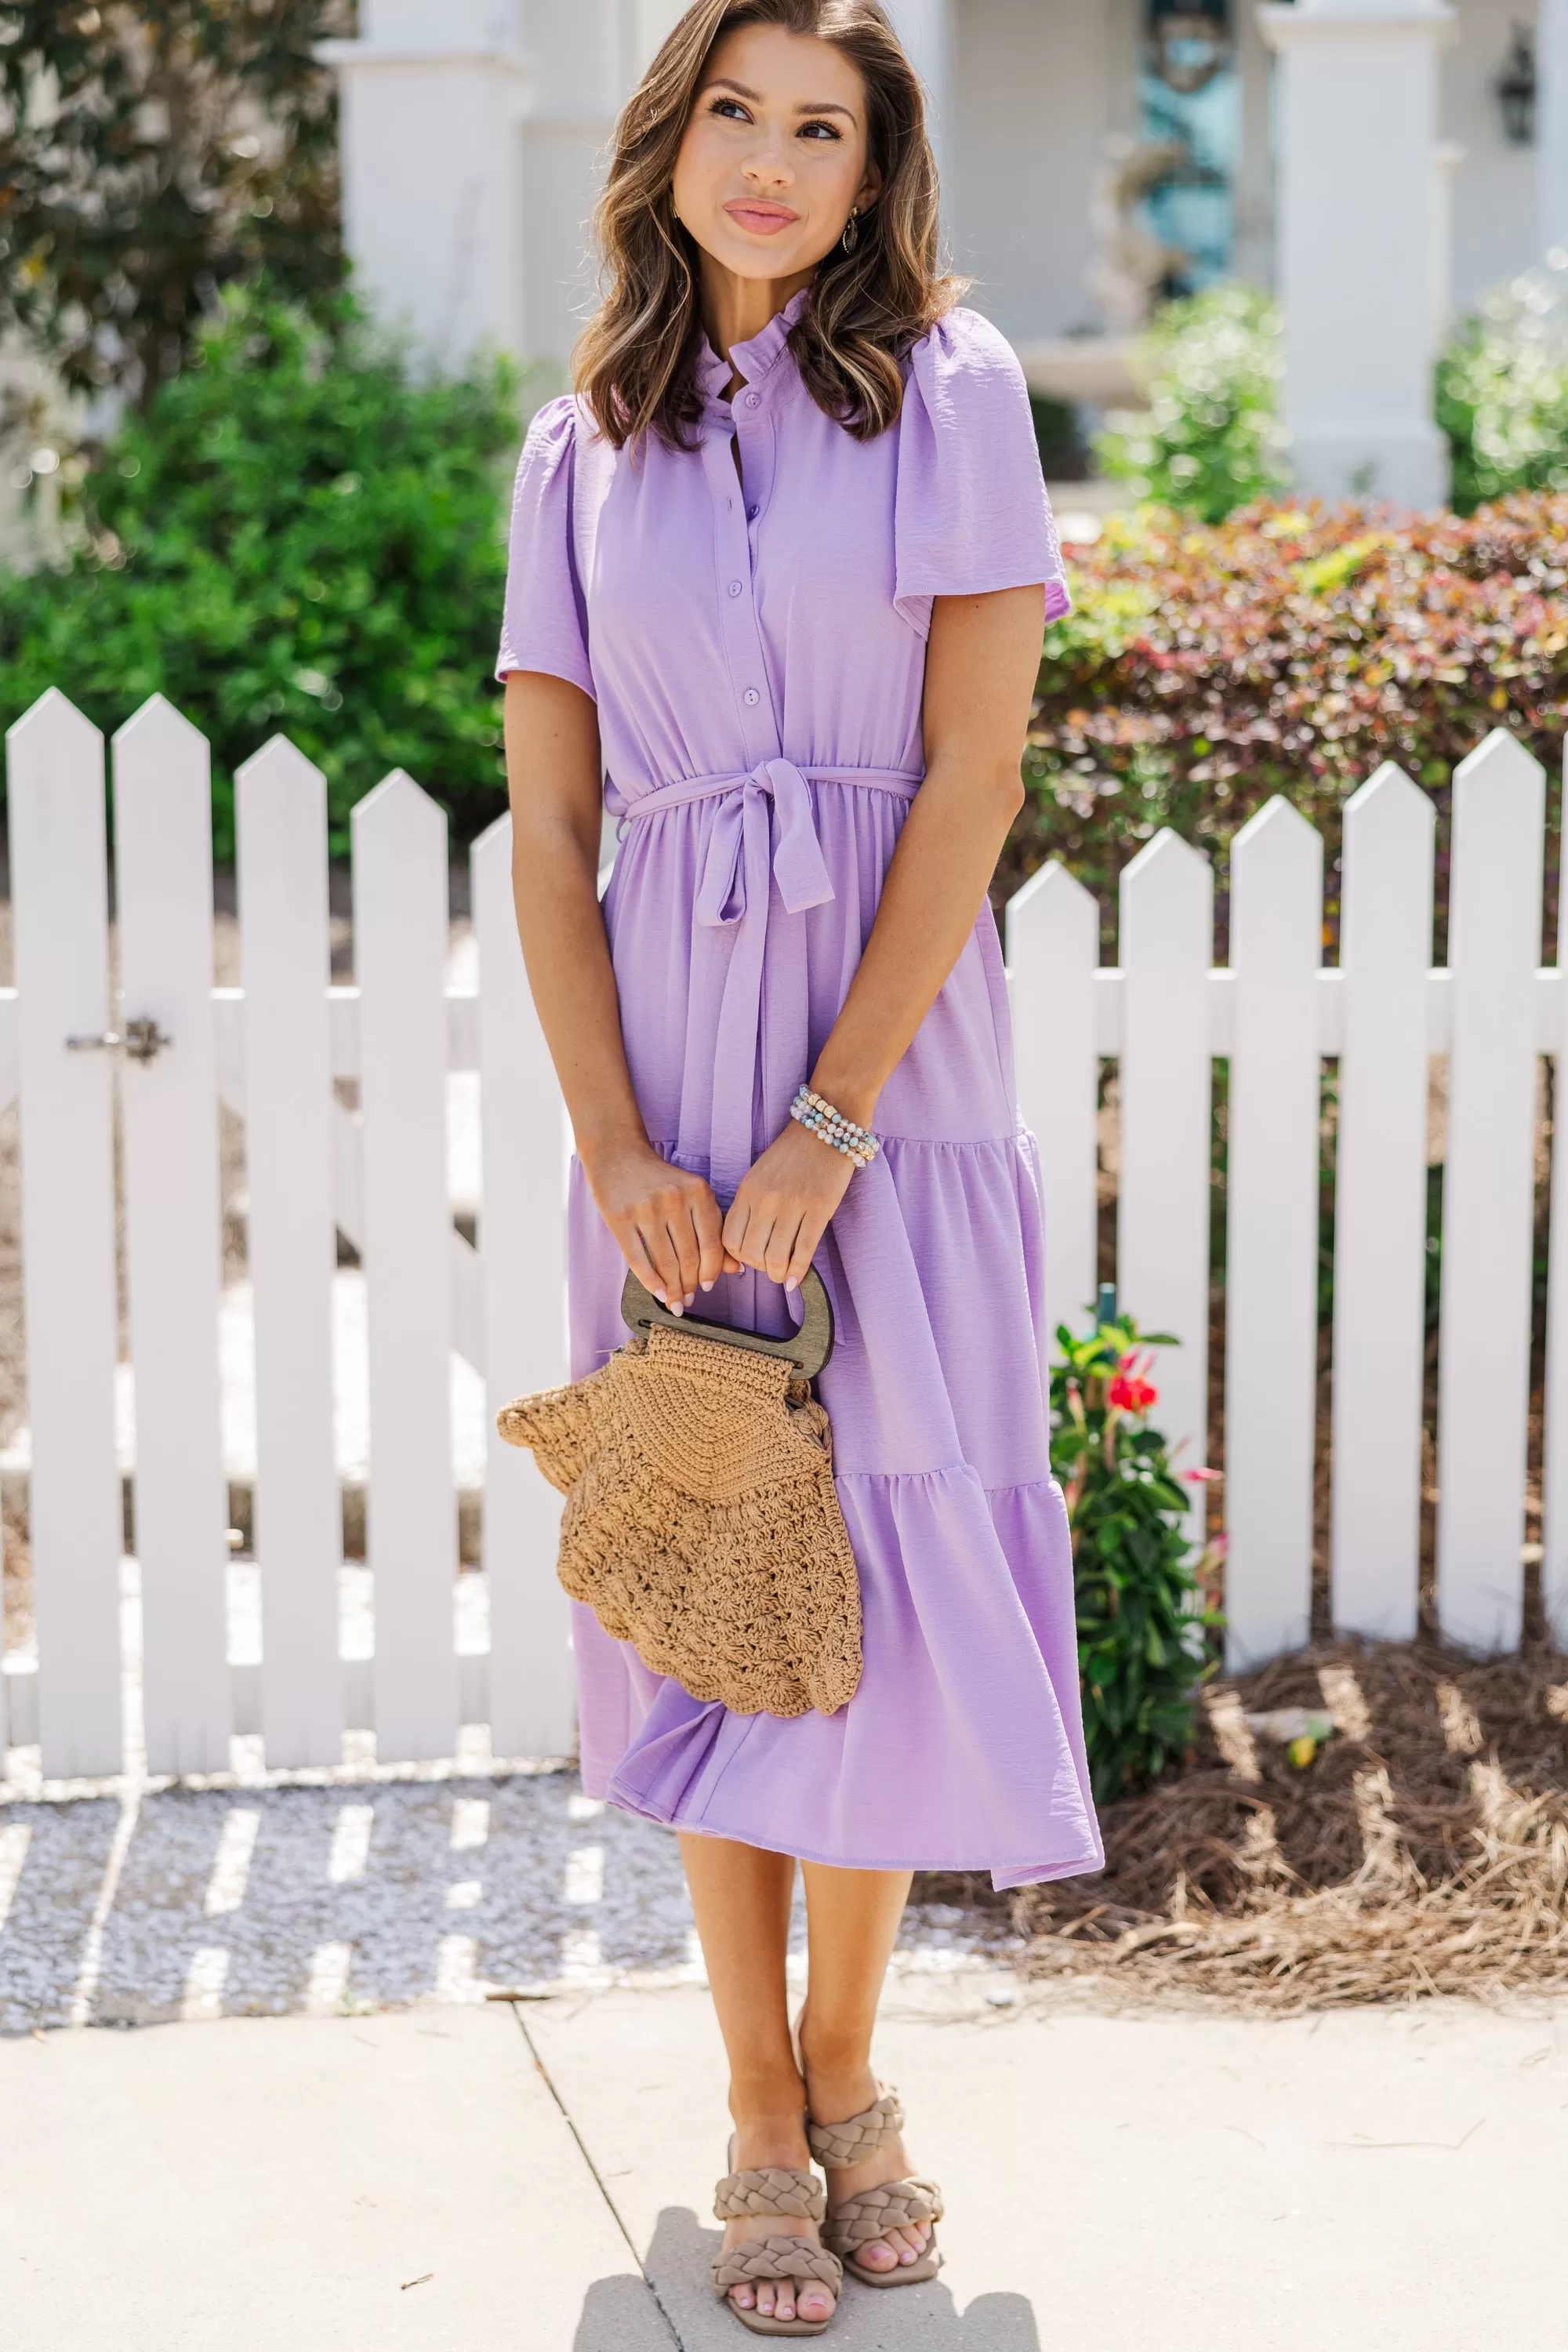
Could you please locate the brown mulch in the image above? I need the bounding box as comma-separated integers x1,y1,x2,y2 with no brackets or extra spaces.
917,1639,1568,2013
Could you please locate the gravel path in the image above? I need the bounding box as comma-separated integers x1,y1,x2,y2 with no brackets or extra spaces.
0,1762,1013,2035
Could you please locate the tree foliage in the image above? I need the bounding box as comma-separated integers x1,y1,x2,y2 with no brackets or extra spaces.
1050,1312,1221,1805
0,0,351,413
0,284,521,858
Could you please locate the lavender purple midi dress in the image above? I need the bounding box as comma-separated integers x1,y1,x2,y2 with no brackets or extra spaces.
497,295,1102,1889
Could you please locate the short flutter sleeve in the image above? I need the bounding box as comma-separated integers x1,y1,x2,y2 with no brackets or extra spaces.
894,307,1069,637
495,396,593,697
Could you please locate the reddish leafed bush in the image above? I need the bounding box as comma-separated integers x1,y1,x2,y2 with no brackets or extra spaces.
1004,495,1568,952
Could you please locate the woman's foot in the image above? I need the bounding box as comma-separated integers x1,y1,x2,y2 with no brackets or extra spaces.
797,2028,933,2278
720,2116,839,2328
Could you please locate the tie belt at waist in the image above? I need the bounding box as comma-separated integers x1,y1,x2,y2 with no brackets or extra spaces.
605,760,922,1193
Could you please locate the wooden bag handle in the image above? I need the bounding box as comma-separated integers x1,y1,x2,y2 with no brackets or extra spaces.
619,1265,835,1380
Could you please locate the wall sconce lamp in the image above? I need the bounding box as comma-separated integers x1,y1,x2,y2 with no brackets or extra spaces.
1497,24,1537,147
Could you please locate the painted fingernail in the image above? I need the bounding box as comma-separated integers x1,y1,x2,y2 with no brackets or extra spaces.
652,1287,666,1303
785,1277,799,1293
700,1279,715,1292
684,1293,695,1308
667,1299,683,1316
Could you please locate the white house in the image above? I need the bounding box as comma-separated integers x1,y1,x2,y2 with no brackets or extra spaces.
322,0,1568,510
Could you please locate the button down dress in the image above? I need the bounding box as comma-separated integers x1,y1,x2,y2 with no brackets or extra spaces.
497,296,1102,1887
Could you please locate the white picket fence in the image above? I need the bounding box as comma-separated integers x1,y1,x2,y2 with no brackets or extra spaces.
1013,721,1568,1671
1,693,1563,1785
1,691,570,1782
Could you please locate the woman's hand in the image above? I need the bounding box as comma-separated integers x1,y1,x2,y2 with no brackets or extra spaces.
583,1135,737,1312
722,1120,855,1291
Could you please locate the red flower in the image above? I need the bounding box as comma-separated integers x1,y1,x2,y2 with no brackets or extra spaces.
1183,1466,1218,1483
1108,1374,1158,1413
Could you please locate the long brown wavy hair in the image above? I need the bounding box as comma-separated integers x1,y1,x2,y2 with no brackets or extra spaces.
575,0,964,450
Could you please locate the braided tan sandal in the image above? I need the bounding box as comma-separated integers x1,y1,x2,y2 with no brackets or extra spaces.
711,2149,844,2336
808,2088,944,2289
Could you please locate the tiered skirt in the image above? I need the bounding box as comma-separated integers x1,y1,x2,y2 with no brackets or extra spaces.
564,779,1103,1889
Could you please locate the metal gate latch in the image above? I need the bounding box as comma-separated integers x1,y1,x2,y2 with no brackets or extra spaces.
65,1018,174,1063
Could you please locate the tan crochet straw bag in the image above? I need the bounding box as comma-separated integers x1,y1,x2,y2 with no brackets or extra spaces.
495,1269,862,1719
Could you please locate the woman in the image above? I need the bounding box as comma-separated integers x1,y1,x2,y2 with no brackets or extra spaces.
499,0,1101,2331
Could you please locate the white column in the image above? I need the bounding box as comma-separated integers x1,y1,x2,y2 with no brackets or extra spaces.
1258,0,1455,509
884,0,953,191
1433,140,1463,348
635,0,691,74
517,1,631,375
318,0,535,371
1541,0,1568,257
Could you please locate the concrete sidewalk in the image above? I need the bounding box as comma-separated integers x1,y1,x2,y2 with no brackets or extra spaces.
3,1978,1566,2352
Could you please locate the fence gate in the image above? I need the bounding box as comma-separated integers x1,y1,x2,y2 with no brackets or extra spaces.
2,691,575,1781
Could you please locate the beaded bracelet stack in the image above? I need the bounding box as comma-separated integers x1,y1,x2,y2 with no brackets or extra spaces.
789,1083,880,1169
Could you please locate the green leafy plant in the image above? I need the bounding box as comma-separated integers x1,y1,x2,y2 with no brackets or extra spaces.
1050,1309,1221,1803
1438,253,1568,514
1094,284,1288,524
0,282,523,858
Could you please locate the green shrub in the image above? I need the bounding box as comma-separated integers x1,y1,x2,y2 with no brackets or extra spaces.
1094,284,1288,524
0,283,522,858
1438,252,1568,514
1050,1309,1221,1803
1004,493,1568,924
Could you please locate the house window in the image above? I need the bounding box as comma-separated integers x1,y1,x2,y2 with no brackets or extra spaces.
1140,0,1240,293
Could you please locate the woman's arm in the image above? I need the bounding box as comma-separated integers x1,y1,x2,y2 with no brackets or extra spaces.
720,583,1043,1288
504,669,734,1310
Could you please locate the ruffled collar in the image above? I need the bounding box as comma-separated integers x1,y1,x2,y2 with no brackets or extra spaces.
695,286,811,411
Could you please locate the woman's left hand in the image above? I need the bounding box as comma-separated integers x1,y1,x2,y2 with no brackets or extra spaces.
722,1120,857,1290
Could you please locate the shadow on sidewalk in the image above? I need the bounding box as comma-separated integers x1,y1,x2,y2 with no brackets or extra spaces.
589,2207,1044,2350
573,2268,681,2351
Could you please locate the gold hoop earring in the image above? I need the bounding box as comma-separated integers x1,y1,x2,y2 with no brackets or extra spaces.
840,206,859,256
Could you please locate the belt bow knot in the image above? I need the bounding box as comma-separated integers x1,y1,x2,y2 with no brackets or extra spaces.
609,760,921,1196
694,757,836,932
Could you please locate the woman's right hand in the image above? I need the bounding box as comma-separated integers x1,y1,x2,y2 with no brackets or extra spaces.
580,1135,738,1313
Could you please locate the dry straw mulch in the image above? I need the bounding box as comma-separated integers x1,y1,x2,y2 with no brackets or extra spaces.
927,1641,1568,2013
